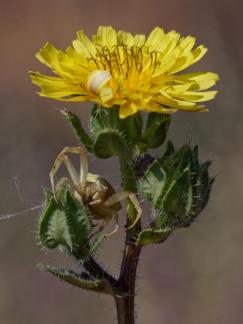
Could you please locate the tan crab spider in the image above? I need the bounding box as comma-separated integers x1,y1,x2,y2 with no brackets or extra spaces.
50,147,142,237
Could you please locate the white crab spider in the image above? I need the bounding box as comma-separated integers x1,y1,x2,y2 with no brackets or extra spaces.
50,147,142,237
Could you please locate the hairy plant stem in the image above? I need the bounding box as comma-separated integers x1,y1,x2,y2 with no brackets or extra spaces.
116,236,142,324
114,159,142,324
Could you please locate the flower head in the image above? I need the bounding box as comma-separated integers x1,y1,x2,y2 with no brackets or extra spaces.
30,26,219,118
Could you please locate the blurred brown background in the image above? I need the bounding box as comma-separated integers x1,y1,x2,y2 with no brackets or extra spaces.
0,0,242,323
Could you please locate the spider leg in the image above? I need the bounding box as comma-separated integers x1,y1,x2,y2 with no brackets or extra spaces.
98,211,119,238
55,147,89,184
104,212,119,237
104,192,142,229
87,173,100,183
50,146,90,196
89,205,119,237
88,198,103,206
50,153,79,196
126,193,142,229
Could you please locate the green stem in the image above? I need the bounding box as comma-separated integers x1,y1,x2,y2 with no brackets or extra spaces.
116,244,141,324
115,158,142,324
115,296,127,324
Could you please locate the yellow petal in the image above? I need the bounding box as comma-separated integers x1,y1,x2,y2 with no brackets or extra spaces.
117,31,134,47
41,94,89,102
30,71,87,100
178,36,196,55
142,101,177,114
36,43,78,81
133,34,145,47
72,40,91,57
191,45,208,64
171,90,218,102
168,45,207,74
174,72,219,90
165,83,193,93
100,87,114,103
119,103,138,118
94,26,117,48
36,43,63,72
75,30,96,56
145,27,165,51
155,91,207,111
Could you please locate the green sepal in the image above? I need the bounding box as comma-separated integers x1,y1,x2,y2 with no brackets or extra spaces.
38,264,111,294
61,108,94,152
139,159,166,206
90,105,124,137
196,161,214,210
155,168,193,228
139,113,170,150
91,106,143,147
136,228,172,246
94,129,132,161
163,140,175,159
189,161,214,223
122,112,143,143
157,168,192,214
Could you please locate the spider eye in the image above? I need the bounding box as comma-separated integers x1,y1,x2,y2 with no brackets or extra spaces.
87,70,111,94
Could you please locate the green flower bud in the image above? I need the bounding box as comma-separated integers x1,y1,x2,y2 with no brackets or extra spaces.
140,141,214,231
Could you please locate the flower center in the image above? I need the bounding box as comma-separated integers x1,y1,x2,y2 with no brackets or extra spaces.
88,45,162,77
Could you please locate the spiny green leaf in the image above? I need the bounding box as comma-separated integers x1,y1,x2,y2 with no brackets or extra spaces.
195,162,214,212
88,234,105,259
38,264,110,293
39,186,92,255
55,178,71,206
190,146,200,174
139,159,166,205
155,168,193,228
39,196,65,249
157,168,192,214
62,189,92,251
136,228,172,245
43,187,53,208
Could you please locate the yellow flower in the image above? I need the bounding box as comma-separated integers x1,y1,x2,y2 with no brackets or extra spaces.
30,26,219,118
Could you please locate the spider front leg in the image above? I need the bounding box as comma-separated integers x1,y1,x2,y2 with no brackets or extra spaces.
99,211,119,238
50,146,89,197
105,192,142,229
89,203,119,238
